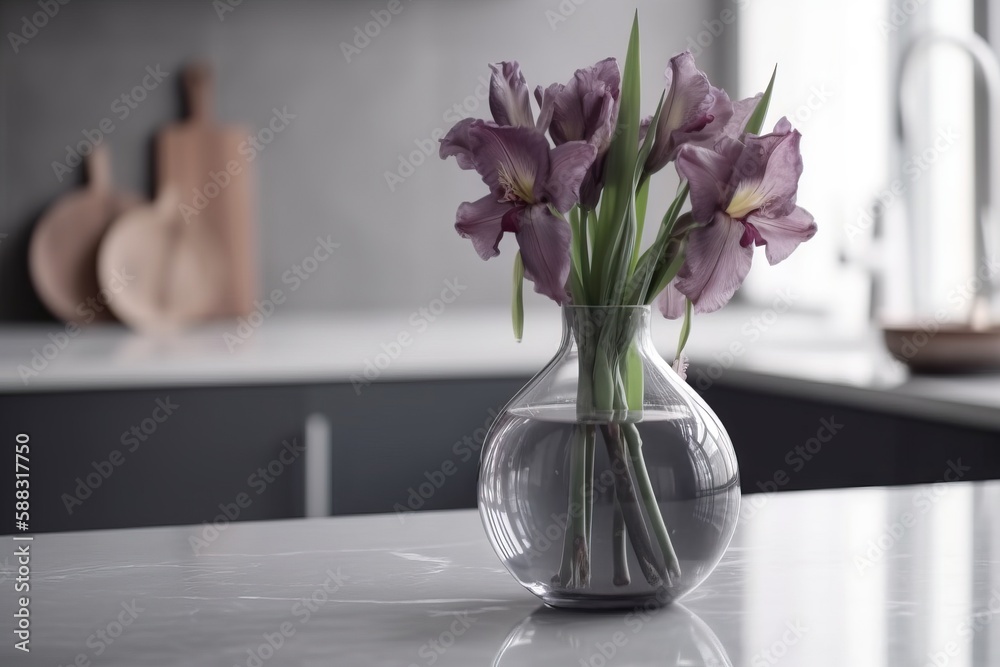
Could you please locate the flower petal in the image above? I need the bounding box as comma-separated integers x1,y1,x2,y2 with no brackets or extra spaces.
439,118,480,170
516,205,572,304
722,93,762,140
748,206,817,265
455,195,512,260
645,52,730,173
756,120,803,217
676,213,753,313
656,280,687,320
545,141,597,212
489,61,534,128
534,83,560,135
468,124,550,203
676,144,733,223
727,119,802,218
550,58,620,147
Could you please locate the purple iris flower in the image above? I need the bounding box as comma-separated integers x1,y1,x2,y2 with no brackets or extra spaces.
543,58,621,208
447,121,596,303
661,117,816,315
642,52,732,177
439,61,555,170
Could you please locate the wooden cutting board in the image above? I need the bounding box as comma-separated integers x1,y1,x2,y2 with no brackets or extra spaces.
29,144,140,323
157,62,256,317
97,62,257,332
97,189,227,332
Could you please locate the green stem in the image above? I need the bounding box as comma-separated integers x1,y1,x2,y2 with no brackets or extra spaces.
569,425,590,586
600,423,665,586
584,425,595,548
623,422,681,579
557,425,591,588
579,208,591,293
612,496,630,586
675,298,693,361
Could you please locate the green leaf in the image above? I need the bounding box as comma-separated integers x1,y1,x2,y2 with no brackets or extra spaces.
626,181,689,305
623,342,643,411
643,234,688,305
628,89,663,277
569,206,583,284
744,65,777,135
631,178,650,274
590,11,642,304
511,252,524,342
635,89,665,180
675,298,693,359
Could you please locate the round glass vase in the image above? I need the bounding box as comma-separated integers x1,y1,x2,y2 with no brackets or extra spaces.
478,305,740,610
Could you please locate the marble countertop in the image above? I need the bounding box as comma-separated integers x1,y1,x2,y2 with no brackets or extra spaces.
2,308,1000,430
5,480,1000,666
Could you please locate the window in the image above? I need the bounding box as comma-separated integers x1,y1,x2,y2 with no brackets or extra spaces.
735,0,980,333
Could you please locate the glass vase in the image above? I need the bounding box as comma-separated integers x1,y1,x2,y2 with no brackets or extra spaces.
478,305,740,609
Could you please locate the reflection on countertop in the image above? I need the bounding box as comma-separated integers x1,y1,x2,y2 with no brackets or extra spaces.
7,480,1000,665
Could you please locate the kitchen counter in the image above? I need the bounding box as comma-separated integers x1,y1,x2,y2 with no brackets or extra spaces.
5,479,999,666
2,309,1000,431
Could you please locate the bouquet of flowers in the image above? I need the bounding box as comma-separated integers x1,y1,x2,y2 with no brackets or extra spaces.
440,14,815,591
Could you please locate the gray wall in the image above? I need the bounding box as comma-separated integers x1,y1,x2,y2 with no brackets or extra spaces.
0,0,725,321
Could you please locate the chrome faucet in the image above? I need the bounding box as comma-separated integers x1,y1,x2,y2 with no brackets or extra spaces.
894,31,1000,328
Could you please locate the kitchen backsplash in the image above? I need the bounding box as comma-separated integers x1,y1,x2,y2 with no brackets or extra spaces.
0,0,724,321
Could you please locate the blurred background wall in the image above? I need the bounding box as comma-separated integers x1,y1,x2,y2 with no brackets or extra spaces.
0,0,726,322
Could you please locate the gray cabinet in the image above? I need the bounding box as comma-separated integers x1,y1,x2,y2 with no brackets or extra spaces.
3,372,999,534
0,377,526,533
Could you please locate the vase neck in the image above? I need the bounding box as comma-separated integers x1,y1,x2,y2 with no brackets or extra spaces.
560,306,654,353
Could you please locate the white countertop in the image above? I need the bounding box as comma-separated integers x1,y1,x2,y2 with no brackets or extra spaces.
2,307,1000,430
7,480,1000,666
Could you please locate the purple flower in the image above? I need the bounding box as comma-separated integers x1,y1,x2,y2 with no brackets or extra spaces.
489,61,536,129
543,58,621,209
656,280,687,319
668,118,817,314
642,52,732,176
440,61,554,170
450,121,596,303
